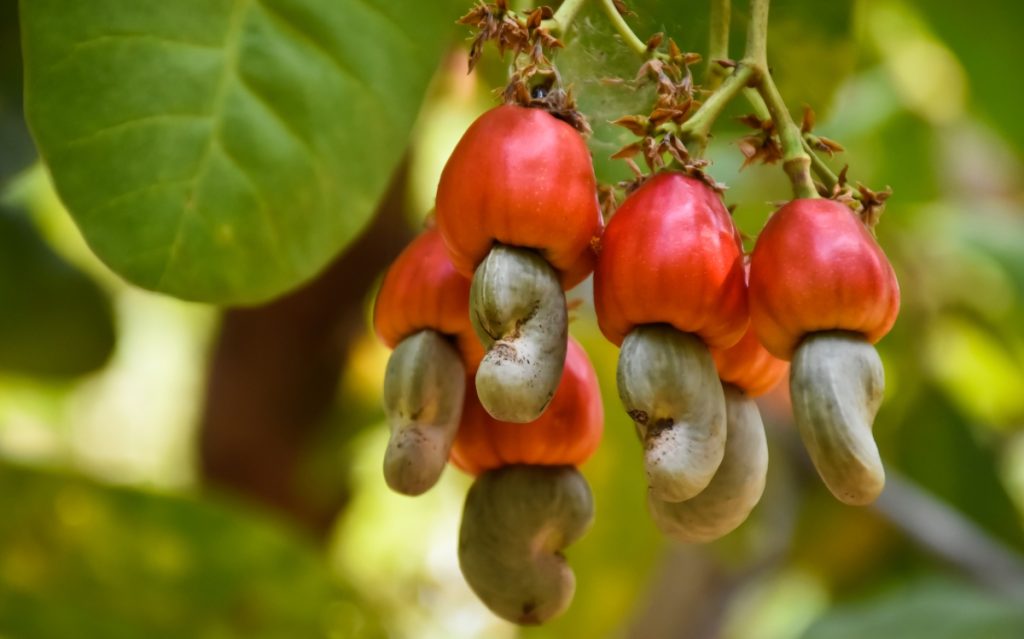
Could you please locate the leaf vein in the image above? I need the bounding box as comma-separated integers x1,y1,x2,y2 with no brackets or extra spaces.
156,0,252,290
214,140,287,269
80,178,194,220
63,113,208,148
233,73,333,205
233,74,317,163
253,0,377,97
348,0,417,48
47,33,221,72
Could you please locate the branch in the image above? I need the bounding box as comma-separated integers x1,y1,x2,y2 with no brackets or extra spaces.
676,63,757,156
874,471,1024,597
705,0,731,90
597,0,649,56
741,0,817,199
545,0,589,37
199,161,413,538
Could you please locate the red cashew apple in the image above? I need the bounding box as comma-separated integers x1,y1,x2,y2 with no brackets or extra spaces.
453,337,601,626
749,198,900,505
435,105,603,423
372,228,483,496
594,172,747,502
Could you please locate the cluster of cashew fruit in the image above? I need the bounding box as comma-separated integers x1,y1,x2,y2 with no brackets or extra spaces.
374,104,605,625
373,103,900,625
595,172,900,541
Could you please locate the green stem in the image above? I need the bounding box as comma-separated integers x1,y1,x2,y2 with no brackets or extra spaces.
676,64,757,156
546,0,589,36
743,0,769,64
597,0,649,56
705,0,731,90
804,137,838,193
756,77,817,198
747,88,835,193
742,0,817,199
743,87,770,120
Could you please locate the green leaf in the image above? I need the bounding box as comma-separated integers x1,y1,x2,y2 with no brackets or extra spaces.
801,579,1024,639
21,0,460,303
0,204,115,377
0,462,384,638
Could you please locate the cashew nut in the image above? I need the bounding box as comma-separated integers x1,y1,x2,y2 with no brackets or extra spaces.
617,325,727,502
458,465,594,625
790,330,885,505
648,383,768,542
470,243,568,423
382,330,466,496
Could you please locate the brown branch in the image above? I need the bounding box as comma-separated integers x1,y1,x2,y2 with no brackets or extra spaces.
874,470,1024,597
198,161,413,539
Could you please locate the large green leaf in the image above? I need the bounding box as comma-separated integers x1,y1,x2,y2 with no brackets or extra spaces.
0,204,115,377
21,0,461,303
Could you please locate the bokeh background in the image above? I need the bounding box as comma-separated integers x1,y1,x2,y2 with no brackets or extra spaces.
2,0,1024,637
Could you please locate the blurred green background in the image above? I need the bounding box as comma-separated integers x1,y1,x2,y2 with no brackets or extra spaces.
2,0,1024,637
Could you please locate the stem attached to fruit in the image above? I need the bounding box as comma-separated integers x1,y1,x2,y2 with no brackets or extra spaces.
676,64,758,156
705,0,732,90
790,330,886,505
742,0,818,199
459,465,595,625
382,330,467,496
471,244,568,423
648,383,768,542
597,0,650,56
617,325,727,502
543,0,589,38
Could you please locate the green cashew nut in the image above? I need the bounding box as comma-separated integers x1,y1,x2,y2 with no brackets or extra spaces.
648,383,768,542
617,325,727,502
470,244,568,423
382,330,466,496
790,330,885,506
458,465,594,625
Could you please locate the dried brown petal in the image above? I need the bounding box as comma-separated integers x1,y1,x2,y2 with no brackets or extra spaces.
611,142,644,160
649,108,686,126
667,38,682,60
801,105,816,134
737,113,772,131
815,136,845,155
611,115,651,136
737,133,783,168
613,0,635,17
